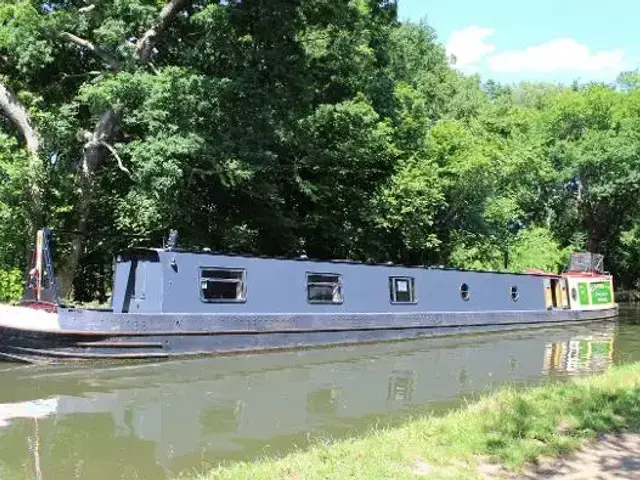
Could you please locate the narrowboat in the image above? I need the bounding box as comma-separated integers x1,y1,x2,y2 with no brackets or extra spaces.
0,229,618,363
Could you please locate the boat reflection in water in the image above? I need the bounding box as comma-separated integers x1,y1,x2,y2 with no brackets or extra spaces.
0,320,620,480
543,326,616,376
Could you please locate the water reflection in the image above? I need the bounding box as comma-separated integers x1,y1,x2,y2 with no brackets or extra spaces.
0,398,58,428
201,400,244,435
307,387,341,417
387,371,417,404
0,317,636,480
543,323,616,376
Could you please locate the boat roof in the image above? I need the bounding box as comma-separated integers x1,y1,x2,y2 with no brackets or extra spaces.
115,247,563,278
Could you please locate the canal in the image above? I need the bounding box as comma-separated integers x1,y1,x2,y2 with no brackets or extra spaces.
0,306,639,479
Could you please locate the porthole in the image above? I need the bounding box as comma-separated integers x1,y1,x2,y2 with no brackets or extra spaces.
460,283,470,301
510,285,519,302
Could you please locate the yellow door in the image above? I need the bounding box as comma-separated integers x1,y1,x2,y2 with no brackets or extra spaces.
560,279,570,309
543,279,553,309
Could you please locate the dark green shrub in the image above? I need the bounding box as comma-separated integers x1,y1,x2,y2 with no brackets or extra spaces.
0,269,23,304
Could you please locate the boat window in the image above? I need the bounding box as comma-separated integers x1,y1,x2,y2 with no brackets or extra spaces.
200,268,246,302
460,283,470,301
511,285,519,302
307,273,343,304
389,276,416,304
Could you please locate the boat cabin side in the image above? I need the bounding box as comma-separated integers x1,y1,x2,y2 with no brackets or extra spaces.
109,248,581,315
17,229,616,315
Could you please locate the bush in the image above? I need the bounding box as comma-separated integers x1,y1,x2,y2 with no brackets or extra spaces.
0,268,23,304
508,227,570,274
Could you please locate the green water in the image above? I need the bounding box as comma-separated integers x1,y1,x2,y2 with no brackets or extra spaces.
1,306,639,479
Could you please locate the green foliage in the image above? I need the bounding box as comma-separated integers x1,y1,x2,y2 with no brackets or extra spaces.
0,134,31,269
0,268,23,304
0,2,54,74
373,157,444,254
618,222,640,288
508,227,569,273
449,234,504,271
1,2,640,298
293,97,397,257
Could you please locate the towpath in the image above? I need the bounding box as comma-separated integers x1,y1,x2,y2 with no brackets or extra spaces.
517,433,640,479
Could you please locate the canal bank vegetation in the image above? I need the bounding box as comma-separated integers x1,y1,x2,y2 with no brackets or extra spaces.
186,362,640,480
2,2,640,304
616,290,640,303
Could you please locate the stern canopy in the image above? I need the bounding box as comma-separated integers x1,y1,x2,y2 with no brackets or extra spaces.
566,252,605,274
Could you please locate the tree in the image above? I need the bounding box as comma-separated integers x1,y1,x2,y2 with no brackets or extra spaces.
0,0,194,297
2,4,640,301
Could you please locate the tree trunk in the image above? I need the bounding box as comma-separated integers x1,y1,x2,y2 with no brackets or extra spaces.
0,82,39,154
57,109,121,300
0,81,43,231
586,228,601,254
57,0,191,300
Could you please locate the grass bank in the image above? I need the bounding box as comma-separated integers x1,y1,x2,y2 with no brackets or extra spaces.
186,363,640,480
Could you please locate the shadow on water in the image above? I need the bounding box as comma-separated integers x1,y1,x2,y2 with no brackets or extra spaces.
0,308,639,479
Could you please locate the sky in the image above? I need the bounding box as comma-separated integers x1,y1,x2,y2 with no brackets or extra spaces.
398,0,640,84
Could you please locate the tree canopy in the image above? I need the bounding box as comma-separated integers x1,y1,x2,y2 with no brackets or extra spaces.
1,1,639,301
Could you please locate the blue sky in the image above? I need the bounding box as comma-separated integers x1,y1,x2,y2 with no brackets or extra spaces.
398,0,640,84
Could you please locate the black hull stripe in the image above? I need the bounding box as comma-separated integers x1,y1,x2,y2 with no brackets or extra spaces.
74,341,164,348
0,350,35,363
4,346,170,360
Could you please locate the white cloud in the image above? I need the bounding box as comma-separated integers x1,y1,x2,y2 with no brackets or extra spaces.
488,38,625,74
446,26,495,72
445,26,627,80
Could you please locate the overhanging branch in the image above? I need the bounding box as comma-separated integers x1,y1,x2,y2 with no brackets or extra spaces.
60,32,121,71
0,81,40,155
0,80,44,230
100,140,132,179
81,108,122,175
134,0,191,64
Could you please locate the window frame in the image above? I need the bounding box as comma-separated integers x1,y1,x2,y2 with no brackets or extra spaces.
306,272,344,305
199,267,247,303
510,285,520,302
389,276,417,304
460,283,470,301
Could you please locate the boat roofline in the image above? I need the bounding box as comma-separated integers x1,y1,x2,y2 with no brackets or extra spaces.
562,272,613,278
114,247,564,278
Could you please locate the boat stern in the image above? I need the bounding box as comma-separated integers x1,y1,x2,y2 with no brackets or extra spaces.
562,253,617,312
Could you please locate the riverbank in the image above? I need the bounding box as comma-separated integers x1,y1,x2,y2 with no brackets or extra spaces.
185,362,640,480
616,290,640,303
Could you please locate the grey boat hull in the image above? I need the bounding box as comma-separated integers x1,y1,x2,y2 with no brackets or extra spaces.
0,306,619,363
